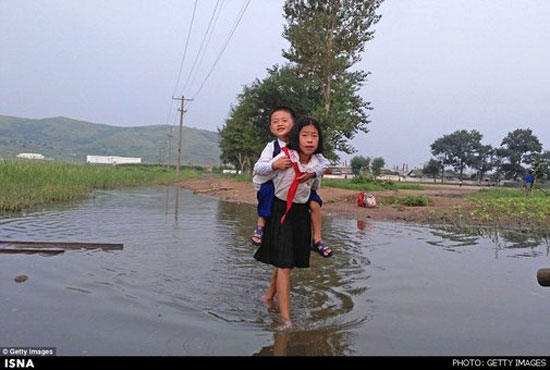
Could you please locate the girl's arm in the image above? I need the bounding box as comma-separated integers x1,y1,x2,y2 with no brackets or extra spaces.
311,153,331,179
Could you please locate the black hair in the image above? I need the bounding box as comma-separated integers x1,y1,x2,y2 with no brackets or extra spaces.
286,116,324,155
269,106,296,122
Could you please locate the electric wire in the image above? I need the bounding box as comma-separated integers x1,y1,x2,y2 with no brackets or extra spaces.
186,0,251,108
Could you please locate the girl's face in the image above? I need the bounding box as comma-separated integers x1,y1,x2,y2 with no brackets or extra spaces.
299,124,319,156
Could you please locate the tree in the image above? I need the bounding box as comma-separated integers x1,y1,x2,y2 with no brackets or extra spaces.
370,157,385,177
218,99,260,173
497,128,542,180
423,159,441,183
350,155,370,176
218,65,322,169
542,151,550,180
430,130,484,181
532,151,550,185
282,0,383,158
470,144,494,184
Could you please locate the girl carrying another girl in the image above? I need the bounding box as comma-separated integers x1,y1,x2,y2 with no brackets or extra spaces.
253,116,325,328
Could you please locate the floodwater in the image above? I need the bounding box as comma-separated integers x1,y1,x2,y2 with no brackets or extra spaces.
1,187,550,356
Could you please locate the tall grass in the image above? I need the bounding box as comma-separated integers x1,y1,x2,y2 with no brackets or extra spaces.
0,160,200,213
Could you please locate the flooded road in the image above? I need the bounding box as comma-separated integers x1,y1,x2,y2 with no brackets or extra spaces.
1,187,549,355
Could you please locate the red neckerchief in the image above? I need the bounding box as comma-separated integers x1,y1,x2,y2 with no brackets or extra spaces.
280,147,303,224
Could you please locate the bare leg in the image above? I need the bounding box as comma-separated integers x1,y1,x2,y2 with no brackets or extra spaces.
310,201,322,243
262,269,278,301
276,268,292,322
258,217,266,228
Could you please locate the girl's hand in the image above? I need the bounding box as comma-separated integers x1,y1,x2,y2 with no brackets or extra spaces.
272,157,293,170
297,172,315,183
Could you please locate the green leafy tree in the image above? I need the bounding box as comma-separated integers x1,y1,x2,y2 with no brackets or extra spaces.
350,155,370,176
282,0,382,158
470,144,494,184
423,159,441,183
497,128,542,180
430,130,484,181
218,100,260,173
531,151,550,184
370,157,385,177
218,65,321,169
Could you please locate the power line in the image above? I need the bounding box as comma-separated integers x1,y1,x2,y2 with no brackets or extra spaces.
181,0,222,93
164,0,199,125
187,0,251,107
171,0,198,99
186,0,225,91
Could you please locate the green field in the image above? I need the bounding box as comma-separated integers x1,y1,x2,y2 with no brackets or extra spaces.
0,160,200,213
467,188,550,225
427,187,550,231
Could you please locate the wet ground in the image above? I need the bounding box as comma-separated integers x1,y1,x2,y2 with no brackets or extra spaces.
1,187,549,355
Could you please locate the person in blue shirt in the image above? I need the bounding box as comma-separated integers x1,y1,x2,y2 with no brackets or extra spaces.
525,170,535,195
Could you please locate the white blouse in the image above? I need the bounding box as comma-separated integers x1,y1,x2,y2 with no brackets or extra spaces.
252,139,330,191
253,149,319,204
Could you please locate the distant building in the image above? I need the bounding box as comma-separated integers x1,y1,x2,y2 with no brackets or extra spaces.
86,155,141,165
16,153,45,160
376,168,401,181
325,166,354,179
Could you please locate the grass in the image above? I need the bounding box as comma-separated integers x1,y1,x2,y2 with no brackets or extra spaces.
0,160,201,213
216,173,423,192
427,187,550,230
467,188,550,225
322,178,423,191
382,194,431,207
216,172,252,183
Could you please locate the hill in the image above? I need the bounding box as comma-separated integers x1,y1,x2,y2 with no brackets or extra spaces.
0,115,220,166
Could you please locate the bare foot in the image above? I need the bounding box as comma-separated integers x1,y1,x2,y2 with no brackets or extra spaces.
278,319,293,330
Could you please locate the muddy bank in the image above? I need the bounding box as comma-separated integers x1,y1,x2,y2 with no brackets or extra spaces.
176,174,481,224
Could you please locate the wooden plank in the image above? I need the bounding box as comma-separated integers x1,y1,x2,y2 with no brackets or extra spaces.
0,248,65,255
0,240,123,250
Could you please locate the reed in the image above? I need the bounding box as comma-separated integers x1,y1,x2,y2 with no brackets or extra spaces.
0,160,200,213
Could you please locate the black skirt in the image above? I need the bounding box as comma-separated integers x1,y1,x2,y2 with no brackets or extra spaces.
254,196,311,269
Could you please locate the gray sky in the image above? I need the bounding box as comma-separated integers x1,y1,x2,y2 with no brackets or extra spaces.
1,0,549,169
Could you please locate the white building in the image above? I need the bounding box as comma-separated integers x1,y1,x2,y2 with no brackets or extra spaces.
86,155,141,165
16,153,45,160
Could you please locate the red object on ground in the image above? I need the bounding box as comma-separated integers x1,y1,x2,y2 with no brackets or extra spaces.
358,192,366,207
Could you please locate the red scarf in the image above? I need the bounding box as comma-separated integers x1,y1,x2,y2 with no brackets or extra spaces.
280,147,303,224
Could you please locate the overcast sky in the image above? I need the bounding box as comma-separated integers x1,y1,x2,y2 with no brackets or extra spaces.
1,0,549,168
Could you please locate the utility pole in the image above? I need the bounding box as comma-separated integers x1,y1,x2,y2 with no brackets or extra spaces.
167,127,173,168
172,96,193,176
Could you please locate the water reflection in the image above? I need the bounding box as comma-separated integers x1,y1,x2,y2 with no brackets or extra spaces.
212,199,373,356
426,224,550,258
2,187,550,355
214,200,373,330
253,328,354,356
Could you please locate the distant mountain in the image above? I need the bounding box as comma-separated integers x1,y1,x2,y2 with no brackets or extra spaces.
0,115,220,166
